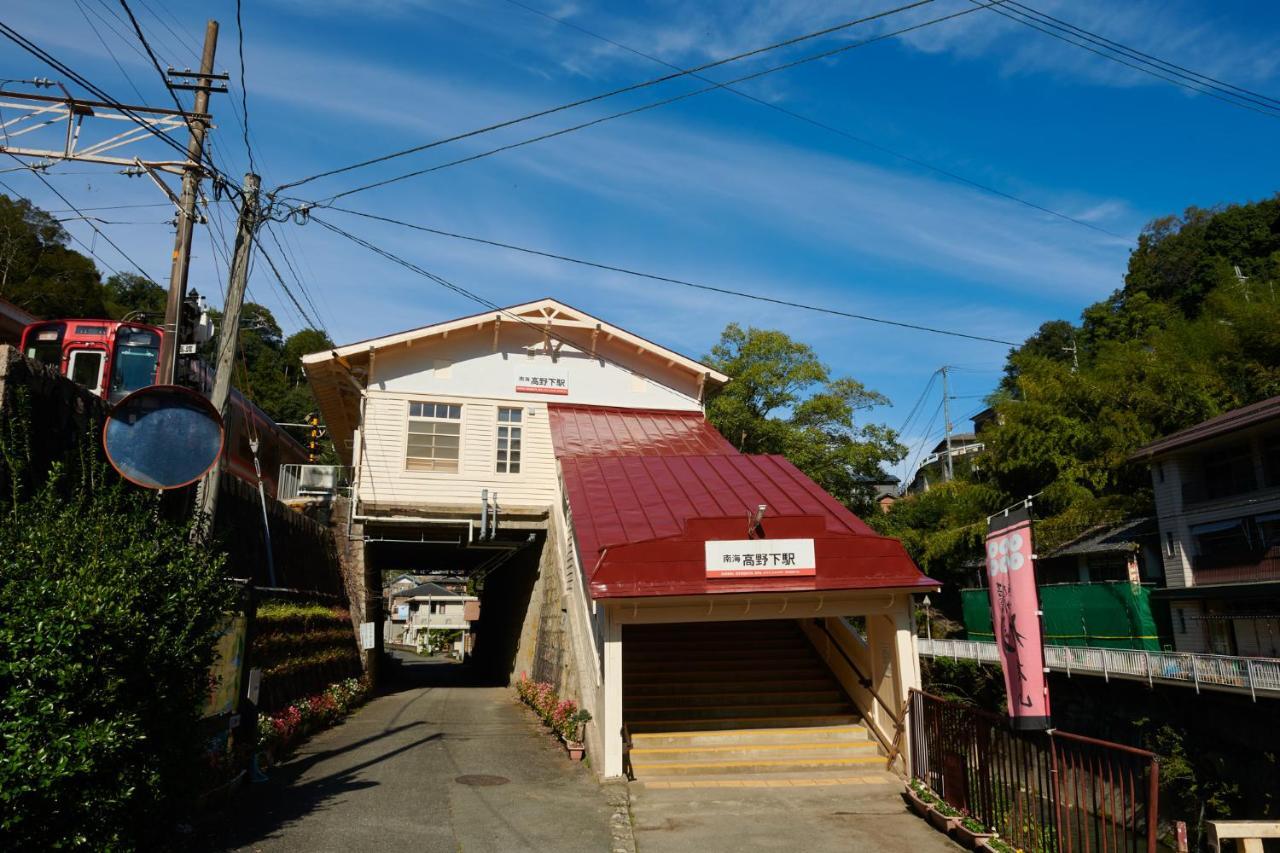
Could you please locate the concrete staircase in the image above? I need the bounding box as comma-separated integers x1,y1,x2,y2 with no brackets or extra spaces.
624,620,891,786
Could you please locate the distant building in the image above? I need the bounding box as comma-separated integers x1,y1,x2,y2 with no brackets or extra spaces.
386,582,479,657
1035,518,1162,586
0,296,36,346
906,432,985,494
1133,397,1280,657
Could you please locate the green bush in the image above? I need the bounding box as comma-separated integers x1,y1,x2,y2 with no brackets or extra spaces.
0,467,235,850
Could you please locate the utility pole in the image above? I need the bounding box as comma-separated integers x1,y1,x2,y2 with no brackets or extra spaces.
157,20,219,385
194,173,261,550
941,366,954,482
1063,337,1079,373
1233,265,1251,304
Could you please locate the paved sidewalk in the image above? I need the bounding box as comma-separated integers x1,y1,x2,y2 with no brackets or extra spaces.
206,653,614,852
629,773,963,853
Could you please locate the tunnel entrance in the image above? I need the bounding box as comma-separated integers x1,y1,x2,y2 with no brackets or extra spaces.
363,525,545,687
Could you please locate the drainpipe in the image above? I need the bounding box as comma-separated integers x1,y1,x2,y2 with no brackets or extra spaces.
480,489,489,541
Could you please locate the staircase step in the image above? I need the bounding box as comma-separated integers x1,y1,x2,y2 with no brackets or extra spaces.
628,713,861,733
628,701,854,720
630,754,885,777
625,678,837,697
625,690,845,709
630,723,870,749
632,740,879,763
635,769,900,789
622,660,824,676
625,647,814,663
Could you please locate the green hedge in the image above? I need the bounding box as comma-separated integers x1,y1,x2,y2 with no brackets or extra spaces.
252,600,360,714
0,468,235,850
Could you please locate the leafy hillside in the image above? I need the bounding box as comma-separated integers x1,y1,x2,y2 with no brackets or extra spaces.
875,195,1280,590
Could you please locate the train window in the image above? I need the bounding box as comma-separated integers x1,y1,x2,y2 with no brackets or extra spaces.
110,328,161,403
24,324,63,366
68,350,105,395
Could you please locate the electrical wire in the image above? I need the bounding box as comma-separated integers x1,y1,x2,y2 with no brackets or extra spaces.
0,175,126,281
319,205,1021,346
274,0,944,193
500,0,1121,239
0,22,221,176
300,1,1007,206
895,370,940,437
253,237,323,332
234,0,258,173
307,214,726,400
5,152,160,283
970,1,1280,119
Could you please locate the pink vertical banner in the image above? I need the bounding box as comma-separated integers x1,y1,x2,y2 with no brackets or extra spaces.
985,506,1051,730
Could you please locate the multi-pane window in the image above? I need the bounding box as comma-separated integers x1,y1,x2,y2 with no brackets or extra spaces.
406,401,461,472
496,407,522,473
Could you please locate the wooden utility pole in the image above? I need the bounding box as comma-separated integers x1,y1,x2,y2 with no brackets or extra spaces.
195,173,262,550
157,20,219,385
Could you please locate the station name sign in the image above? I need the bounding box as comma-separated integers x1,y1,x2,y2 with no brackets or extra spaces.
705,539,816,579
514,364,569,395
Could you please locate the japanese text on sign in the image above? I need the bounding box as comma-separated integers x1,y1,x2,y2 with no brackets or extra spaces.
705,538,816,579
514,364,569,395
985,508,1051,730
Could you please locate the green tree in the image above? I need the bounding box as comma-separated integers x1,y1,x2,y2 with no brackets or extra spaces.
103,272,166,321
703,323,905,512
0,194,106,319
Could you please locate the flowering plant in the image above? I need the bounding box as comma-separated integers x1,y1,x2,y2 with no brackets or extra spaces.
257,676,370,757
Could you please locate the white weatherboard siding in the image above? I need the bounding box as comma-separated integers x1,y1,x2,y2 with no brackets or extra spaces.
358,390,559,509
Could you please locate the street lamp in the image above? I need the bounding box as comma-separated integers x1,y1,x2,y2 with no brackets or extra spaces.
922,595,933,641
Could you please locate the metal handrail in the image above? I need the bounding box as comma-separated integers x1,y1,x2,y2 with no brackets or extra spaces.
919,637,1280,699
810,618,906,766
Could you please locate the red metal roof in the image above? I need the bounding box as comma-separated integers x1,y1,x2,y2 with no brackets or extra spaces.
548,404,737,458
559,453,932,599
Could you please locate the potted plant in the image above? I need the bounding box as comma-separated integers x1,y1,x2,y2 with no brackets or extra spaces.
561,708,592,761
926,796,962,833
903,779,932,817
980,835,1017,853
952,815,995,849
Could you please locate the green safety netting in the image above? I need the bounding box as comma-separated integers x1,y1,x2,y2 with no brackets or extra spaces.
961,582,1166,651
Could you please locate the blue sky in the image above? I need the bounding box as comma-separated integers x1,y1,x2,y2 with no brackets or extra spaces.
3,0,1279,481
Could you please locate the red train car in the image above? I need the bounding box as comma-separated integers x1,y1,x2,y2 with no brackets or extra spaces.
19,318,307,497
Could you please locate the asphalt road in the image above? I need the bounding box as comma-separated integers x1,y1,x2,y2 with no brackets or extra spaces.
205,653,615,852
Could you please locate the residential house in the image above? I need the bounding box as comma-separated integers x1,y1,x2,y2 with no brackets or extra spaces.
1133,397,1280,658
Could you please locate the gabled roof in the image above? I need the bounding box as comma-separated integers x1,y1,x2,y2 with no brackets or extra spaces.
302,298,728,382
548,404,737,458
1132,395,1280,460
559,453,932,598
398,582,468,599
1046,518,1156,558
301,298,729,464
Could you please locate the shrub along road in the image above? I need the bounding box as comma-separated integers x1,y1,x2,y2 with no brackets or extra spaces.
203,652,615,852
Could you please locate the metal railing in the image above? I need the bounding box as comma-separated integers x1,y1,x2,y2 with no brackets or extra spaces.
910,689,1159,853
919,638,1280,700
277,464,352,502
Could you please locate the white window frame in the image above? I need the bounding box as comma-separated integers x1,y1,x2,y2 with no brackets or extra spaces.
67,348,105,396
404,399,463,474
495,406,523,474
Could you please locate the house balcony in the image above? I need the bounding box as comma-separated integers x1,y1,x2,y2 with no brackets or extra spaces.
1192,551,1280,586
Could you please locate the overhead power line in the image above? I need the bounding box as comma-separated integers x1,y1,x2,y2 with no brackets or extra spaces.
501,0,1121,239
0,176,127,280
297,0,1007,206
0,21,224,177
971,0,1280,119
307,215,729,400
319,205,1020,346
274,0,944,193
2,157,159,283
234,0,258,172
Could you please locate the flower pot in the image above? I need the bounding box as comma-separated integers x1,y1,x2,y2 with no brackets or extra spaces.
978,839,1008,853
927,806,961,833
951,823,995,850
902,788,931,818
566,741,585,761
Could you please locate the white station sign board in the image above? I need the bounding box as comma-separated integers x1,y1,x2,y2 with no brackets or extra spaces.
705,539,816,579
514,364,569,395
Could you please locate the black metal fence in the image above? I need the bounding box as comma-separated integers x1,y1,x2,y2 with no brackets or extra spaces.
910,690,1159,853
